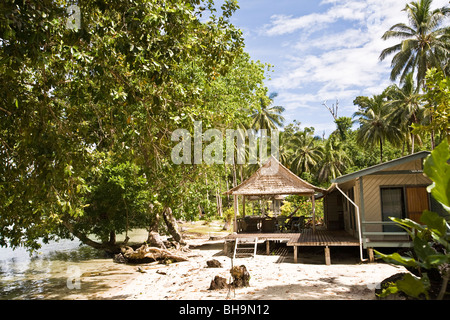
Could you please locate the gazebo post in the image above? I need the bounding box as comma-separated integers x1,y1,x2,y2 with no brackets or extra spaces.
242,195,246,217
311,195,316,233
233,194,239,233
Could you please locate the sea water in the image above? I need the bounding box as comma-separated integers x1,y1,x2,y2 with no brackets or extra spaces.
0,230,148,300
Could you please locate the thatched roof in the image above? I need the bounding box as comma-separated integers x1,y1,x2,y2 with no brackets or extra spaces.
224,156,326,196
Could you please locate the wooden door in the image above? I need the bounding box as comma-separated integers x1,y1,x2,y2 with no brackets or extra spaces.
406,187,429,224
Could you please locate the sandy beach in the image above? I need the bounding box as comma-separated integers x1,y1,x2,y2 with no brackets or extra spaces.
82,237,408,300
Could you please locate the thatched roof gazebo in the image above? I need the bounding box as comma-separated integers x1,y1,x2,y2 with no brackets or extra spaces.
224,156,326,232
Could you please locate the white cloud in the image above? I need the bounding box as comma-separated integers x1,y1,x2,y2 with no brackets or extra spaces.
261,0,388,37
259,0,450,133
262,13,331,37
294,28,368,51
269,0,413,94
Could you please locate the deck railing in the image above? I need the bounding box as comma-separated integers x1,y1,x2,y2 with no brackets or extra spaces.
361,221,411,248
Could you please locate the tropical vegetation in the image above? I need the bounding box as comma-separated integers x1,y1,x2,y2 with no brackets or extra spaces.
0,0,449,262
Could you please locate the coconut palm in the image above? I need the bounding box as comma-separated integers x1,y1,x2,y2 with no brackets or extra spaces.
385,73,424,153
353,94,403,163
289,128,323,175
251,92,285,135
317,137,352,183
379,0,450,86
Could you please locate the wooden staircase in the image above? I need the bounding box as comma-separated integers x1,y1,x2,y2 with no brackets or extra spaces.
233,237,258,259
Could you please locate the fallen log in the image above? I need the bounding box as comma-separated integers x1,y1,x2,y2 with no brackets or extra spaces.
117,244,188,264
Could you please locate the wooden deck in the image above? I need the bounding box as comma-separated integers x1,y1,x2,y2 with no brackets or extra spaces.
287,229,359,264
224,232,298,242
287,229,359,247
224,229,360,265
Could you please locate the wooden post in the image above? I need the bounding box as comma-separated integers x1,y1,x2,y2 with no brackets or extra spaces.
294,246,298,263
233,194,239,233
325,246,331,265
311,195,316,233
266,240,270,255
368,248,374,262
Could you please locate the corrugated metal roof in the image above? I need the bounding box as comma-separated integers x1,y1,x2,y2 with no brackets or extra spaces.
331,151,430,184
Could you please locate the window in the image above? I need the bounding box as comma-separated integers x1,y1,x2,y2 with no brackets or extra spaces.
380,187,405,232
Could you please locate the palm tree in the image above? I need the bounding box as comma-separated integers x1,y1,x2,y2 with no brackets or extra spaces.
317,137,352,183
251,92,285,135
379,0,450,86
385,73,424,153
277,130,293,167
289,128,323,175
353,94,403,163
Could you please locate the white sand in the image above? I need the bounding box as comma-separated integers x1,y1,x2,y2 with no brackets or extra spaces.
97,239,407,300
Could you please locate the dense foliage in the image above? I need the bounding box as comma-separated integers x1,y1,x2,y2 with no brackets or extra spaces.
0,0,263,251
0,0,449,253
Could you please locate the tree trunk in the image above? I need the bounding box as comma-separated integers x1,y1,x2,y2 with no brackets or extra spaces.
145,206,166,248
162,207,185,245
379,138,383,163
232,163,237,188
62,219,122,254
216,188,223,217
109,230,116,245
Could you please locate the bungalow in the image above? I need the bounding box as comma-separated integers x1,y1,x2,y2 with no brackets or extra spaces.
223,152,442,264
324,150,444,253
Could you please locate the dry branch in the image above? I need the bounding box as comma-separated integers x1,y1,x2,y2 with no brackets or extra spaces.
121,244,188,263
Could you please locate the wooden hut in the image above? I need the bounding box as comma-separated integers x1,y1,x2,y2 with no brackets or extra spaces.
324,151,447,259
224,156,326,232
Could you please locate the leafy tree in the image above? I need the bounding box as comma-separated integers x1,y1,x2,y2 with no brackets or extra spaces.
353,94,403,163
0,0,248,252
67,156,152,251
289,127,322,175
379,0,450,86
412,68,450,146
317,136,352,183
385,73,423,153
251,92,285,135
333,116,354,141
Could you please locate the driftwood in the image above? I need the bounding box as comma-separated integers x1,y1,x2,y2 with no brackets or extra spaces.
230,265,250,287
208,276,228,290
206,259,222,268
116,244,188,264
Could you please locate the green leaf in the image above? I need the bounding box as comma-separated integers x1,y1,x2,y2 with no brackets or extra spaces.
374,250,418,268
377,283,399,298
423,139,450,212
424,254,449,267
420,210,447,237
396,273,430,299
413,236,435,266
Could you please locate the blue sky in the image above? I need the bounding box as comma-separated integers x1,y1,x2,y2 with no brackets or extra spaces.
228,0,449,136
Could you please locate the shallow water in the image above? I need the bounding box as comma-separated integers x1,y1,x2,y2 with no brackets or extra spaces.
0,230,148,300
